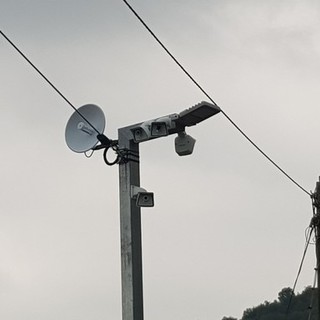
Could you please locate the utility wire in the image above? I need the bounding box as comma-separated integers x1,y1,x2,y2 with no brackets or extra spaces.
121,0,311,197
287,226,314,314
0,30,101,135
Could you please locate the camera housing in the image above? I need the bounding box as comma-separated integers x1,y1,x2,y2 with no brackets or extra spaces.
131,186,154,207
131,121,152,143
175,131,196,156
150,121,168,137
131,114,179,143
136,192,154,207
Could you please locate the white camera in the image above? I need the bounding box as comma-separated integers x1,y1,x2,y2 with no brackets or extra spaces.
175,131,196,156
150,121,168,137
131,121,152,143
131,114,178,143
131,185,154,207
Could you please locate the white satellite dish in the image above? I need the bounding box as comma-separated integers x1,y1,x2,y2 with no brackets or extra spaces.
65,104,106,153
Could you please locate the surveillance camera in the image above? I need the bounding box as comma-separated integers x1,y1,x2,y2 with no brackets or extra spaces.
175,131,196,156
131,121,152,143
150,114,178,138
150,121,168,137
131,185,154,208
131,114,179,143
136,192,154,207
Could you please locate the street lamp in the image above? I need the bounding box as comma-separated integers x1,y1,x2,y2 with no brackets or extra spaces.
65,101,221,320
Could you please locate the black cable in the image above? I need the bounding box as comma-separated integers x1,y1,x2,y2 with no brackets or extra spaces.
305,226,315,245
121,0,312,197
0,30,101,135
220,112,312,197
287,226,314,314
103,146,120,166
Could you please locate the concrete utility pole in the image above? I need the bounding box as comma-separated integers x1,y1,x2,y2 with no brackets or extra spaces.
116,102,221,320
118,126,144,320
312,178,320,320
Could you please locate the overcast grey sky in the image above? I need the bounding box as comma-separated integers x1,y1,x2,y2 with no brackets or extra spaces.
1,1,320,319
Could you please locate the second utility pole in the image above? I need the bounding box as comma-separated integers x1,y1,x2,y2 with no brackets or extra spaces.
312,178,320,320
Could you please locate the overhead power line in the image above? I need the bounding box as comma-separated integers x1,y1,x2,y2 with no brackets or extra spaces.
286,225,314,314
121,0,311,197
0,11,312,197
0,30,101,135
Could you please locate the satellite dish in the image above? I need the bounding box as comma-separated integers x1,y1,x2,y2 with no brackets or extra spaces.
65,104,106,153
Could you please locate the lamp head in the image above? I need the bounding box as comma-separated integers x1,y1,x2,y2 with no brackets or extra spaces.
177,101,221,128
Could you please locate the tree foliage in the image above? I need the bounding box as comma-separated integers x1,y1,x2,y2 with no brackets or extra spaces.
221,286,318,320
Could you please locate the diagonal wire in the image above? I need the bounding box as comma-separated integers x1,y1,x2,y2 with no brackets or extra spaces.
121,0,311,197
0,30,101,135
286,226,315,314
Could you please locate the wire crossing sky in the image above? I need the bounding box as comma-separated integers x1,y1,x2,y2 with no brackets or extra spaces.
0,30,101,135
121,0,312,197
0,1,312,197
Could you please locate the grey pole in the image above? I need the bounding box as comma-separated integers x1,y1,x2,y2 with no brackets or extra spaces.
64,102,220,320
118,127,144,320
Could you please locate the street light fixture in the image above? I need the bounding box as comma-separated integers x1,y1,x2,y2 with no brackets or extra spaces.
65,101,221,320
130,101,220,149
